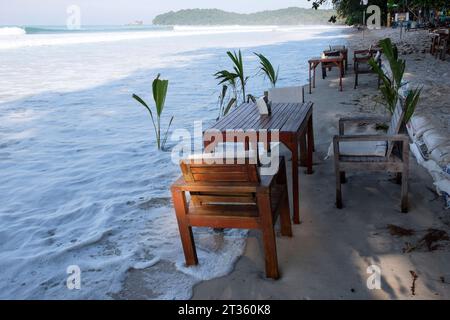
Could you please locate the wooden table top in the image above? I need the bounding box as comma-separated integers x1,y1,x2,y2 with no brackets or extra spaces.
207,102,313,134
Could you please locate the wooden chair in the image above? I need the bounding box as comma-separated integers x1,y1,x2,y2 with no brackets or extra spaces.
329,45,348,70
267,86,304,104
321,50,344,79
170,153,292,279
353,49,381,89
430,33,440,55
435,36,449,60
267,85,315,157
333,98,409,213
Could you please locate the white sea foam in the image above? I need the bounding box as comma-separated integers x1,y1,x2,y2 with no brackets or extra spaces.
0,25,348,299
0,27,26,36
0,24,347,50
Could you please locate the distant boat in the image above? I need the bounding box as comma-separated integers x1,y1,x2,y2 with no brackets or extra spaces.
126,20,144,26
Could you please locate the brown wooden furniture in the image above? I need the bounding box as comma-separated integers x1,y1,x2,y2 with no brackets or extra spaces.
430,33,440,55
435,34,449,60
308,57,321,94
321,54,344,92
431,29,449,58
333,98,409,212
353,49,381,89
204,102,314,224
329,45,348,70
171,155,292,279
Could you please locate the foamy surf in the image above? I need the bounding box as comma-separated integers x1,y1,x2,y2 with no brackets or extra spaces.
0,26,26,36
0,24,346,50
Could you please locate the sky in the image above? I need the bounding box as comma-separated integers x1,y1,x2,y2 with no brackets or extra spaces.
0,0,331,25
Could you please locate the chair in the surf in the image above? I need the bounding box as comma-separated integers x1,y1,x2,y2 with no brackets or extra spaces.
333,97,410,212
171,153,292,279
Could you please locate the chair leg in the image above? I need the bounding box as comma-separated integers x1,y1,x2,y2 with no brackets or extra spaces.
340,171,346,184
257,193,279,279
279,190,293,237
396,172,402,185
172,189,198,265
335,167,343,209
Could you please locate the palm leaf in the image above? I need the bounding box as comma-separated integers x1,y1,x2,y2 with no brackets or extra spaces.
132,94,159,138
255,52,279,87
161,116,174,150
152,74,169,117
223,98,237,116
404,87,422,123
214,70,238,86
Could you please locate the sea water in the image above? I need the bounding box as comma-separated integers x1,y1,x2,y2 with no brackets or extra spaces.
0,25,349,299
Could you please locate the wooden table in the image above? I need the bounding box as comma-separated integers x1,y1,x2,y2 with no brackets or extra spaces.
321,54,344,91
204,102,314,224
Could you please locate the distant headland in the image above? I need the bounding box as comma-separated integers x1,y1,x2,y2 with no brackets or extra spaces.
152,7,338,26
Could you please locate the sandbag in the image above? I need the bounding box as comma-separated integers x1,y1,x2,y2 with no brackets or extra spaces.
407,115,434,139
430,145,450,165
422,129,450,153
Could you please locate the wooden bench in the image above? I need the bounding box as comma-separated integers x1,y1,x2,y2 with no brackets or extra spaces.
171,154,292,279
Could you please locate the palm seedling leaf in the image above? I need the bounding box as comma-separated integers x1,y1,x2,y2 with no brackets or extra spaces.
161,116,174,150
152,74,169,117
132,93,159,139
255,52,279,87
223,98,237,116
404,87,422,123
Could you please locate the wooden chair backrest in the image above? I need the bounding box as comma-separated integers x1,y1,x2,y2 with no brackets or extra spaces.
330,45,346,51
180,159,259,183
180,157,259,206
268,86,303,103
386,96,406,157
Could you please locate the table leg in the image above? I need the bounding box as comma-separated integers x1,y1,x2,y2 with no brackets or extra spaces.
345,52,348,71
285,139,300,224
306,116,314,174
339,62,343,92
309,111,315,152
299,133,307,166
313,64,316,88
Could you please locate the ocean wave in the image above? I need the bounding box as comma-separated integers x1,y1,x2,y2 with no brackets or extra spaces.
0,27,26,36
0,24,342,50
23,25,173,34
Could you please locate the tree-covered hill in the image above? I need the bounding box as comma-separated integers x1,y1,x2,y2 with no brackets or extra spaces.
153,7,337,25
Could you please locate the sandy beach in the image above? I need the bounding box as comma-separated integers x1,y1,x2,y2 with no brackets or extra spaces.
188,27,450,300
2,22,448,300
